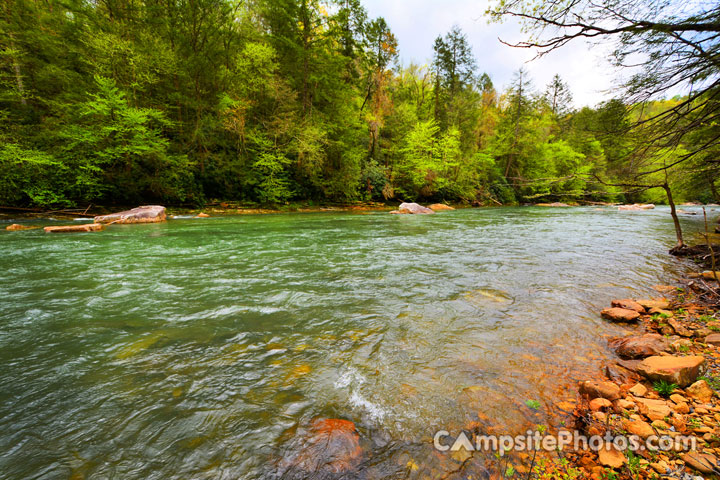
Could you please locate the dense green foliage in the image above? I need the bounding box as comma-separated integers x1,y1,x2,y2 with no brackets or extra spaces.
1,0,717,207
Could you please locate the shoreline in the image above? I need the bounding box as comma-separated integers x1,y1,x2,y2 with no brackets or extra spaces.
535,264,720,478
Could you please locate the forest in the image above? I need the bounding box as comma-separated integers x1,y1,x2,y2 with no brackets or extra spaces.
1,0,718,208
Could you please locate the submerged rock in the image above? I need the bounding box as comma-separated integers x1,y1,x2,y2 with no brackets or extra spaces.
636,355,704,387
536,202,570,207
44,223,104,233
609,334,669,359
279,418,363,477
6,224,38,231
393,202,435,214
94,205,166,224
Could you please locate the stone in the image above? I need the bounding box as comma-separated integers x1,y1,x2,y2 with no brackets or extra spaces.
601,307,640,322
618,204,655,210
637,298,671,310
706,333,720,346
686,380,714,403
623,419,655,438
609,334,669,359
580,380,621,401
652,420,671,430
668,317,693,337
633,397,673,420
671,338,694,352
673,401,690,414
650,460,670,474
628,383,648,397
636,355,705,387
598,444,627,468
589,398,613,411
196,213,210,218
536,202,571,207
611,299,645,313
605,363,640,384
282,418,362,475
694,327,713,338
649,308,674,317
669,394,688,404
44,223,104,233
615,399,635,411
5,224,38,231
428,203,455,211
394,202,434,214
683,452,718,474
94,205,166,224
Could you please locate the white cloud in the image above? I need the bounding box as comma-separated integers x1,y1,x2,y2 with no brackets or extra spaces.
362,0,618,107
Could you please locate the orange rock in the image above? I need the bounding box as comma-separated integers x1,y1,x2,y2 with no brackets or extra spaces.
683,452,718,474
601,308,640,322
284,418,363,474
686,380,714,403
628,383,648,397
428,203,455,211
636,298,670,310
609,334,669,359
611,299,645,313
580,380,621,401
44,223,104,233
196,212,210,218
598,444,627,468
623,419,655,438
589,398,613,411
5,224,38,231
636,355,705,387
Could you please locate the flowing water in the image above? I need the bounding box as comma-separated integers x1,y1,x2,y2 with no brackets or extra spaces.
0,206,714,479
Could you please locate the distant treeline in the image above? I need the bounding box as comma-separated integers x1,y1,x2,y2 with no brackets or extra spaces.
1,0,717,207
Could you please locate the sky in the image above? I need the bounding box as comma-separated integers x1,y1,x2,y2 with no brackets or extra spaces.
361,0,620,108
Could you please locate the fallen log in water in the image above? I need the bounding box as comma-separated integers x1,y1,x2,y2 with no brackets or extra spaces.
44,223,104,233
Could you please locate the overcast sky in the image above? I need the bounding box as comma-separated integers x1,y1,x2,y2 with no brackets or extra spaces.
362,0,620,108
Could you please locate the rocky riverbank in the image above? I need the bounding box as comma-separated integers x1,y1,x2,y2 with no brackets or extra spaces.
545,282,720,479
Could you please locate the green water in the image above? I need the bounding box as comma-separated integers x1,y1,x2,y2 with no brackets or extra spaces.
0,206,710,479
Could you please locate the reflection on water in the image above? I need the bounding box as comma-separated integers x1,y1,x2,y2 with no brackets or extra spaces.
0,206,709,479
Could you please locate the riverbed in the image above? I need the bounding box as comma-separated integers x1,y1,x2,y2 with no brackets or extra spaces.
0,206,713,479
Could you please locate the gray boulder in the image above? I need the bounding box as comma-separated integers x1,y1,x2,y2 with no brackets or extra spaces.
94,205,166,224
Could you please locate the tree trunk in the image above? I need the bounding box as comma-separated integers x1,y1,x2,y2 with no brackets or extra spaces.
8,34,27,105
663,182,684,248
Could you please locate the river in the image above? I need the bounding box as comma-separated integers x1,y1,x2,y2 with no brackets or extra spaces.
0,206,713,479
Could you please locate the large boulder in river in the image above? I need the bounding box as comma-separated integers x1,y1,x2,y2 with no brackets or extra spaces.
94,205,166,224
609,334,669,359
618,203,655,211
636,355,704,387
393,202,434,214
279,418,362,477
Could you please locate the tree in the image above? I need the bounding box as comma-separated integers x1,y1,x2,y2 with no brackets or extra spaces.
544,74,573,117
432,26,477,126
